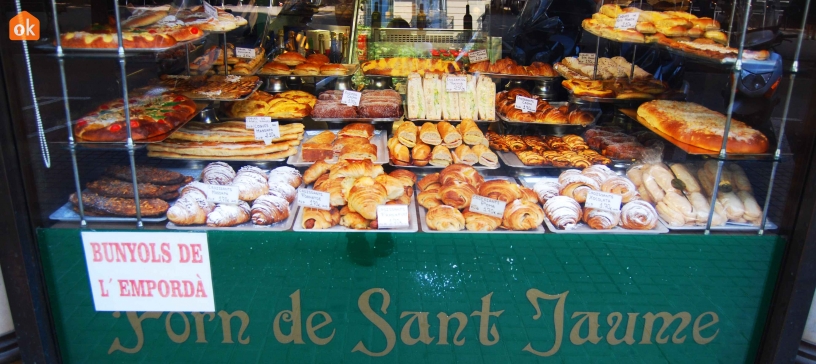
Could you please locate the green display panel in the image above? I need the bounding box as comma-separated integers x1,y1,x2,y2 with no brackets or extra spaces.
38,229,784,363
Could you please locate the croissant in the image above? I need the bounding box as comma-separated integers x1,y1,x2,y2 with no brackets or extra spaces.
397,122,418,147
167,188,214,225
304,160,332,185
301,207,340,229
418,173,440,191
417,189,442,209
601,176,639,203
251,195,290,225
339,206,370,230
438,121,462,148
268,166,302,188
619,200,658,230
267,183,297,204
329,159,383,179
478,179,522,203
520,187,539,205
312,174,330,192
438,180,478,210
582,208,620,230
463,207,501,231
325,177,347,206
200,162,235,185
543,196,583,230
532,180,560,204
500,200,546,231
207,201,251,227
388,192,412,205
375,174,406,200
559,174,600,203
389,169,417,187
347,177,388,220
232,166,269,201
581,165,615,185
425,205,466,231
439,164,484,189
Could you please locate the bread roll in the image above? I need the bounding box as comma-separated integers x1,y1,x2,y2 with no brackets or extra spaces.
420,122,442,145
438,121,462,148
471,144,498,168
412,140,431,166
452,144,478,165
397,122,418,147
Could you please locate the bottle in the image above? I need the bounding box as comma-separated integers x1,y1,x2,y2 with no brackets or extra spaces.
318,34,326,56
372,1,381,30
482,4,489,32
417,3,426,30
286,30,297,52
463,4,472,41
275,31,286,57
298,31,307,56
330,32,339,63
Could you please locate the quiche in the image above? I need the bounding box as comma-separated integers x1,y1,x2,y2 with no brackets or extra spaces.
74,94,197,142
637,100,769,154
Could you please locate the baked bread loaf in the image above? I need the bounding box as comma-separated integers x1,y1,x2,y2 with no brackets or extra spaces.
426,205,466,231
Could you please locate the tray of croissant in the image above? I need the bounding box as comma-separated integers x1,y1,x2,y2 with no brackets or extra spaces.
415,166,547,233
165,164,302,230
517,171,669,234
292,160,420,232
467,58,560,80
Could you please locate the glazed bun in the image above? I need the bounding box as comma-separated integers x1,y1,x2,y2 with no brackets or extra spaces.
320,63,348,75
274,51,307,66
293,62,320,75
261,61,291,75
307,53,330,65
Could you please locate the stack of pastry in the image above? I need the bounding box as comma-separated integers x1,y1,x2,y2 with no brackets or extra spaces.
627,160,762,227
188,44,265,76
154,74,261,100
147,121,304,160
173,5,248,32
226,90,316,119
554,56,651,80
488,132,611,167
496,88,594,124
406,72,495,121
584,126,662,161
299,160,417,230
468,58,558,77
261,53,350,76
69,166,194,217
388,120,499,168
537,166,658,230
311,90,402,119
300,123,378,163
417,164,545,231
361,57,462,77
167,163,301,227
561,78,669,99
581,5,770,61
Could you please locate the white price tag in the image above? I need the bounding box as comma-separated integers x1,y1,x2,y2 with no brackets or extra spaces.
203,1,218,18
468,49,488,63
235,47,256,59
341,90,362,106
585,190,623,212
376,205,410,229
297,188,331,210
253,121,280,144
515,95,537,113
245,116,272,129
578,53,597,64
207,185,241,205
614,13,640,30
446,76,467,92
470,195,507,218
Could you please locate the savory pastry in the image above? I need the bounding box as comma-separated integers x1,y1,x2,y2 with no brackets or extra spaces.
582,208,620,230
478,179,522,203
388,137,411,165
347,177,388,220
420,122,442,145
619,200,658,230
200,162,236,185
471,144,498,168
302,130,337,162
339,143,378,162
232,166,269,201
412,140,431,166
301,207,340,229
275,51,307,66
462,208,501,231
397,122,418,147
543,196,583,230
600,176,638,203
425,205,466,231
304,160,332,185
430,145,452,167
339,207,371,230
250,195,290,225
320,64,348,75
338,123,375,139
167,186,214,225
438,121,462,148
74,94,196,142
207,201,251,227
452,145,478,166
501,200,545,231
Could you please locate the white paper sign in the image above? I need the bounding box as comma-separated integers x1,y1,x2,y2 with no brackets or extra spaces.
297,188,331,210
208,185,241,204
376,204,410,229
515,95,537,113
614,13,640,30
245,116,272,129
446,76,467,92
578,53,597,64
203,1,218,18
470,195,507,218
468,49,488,63
341,90,361,106
81,231,214,312
235,47,256,59
253,121,281,144
585,190,623,212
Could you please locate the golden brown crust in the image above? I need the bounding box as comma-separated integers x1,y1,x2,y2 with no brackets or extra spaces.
274,52,307,66
319,63,348,75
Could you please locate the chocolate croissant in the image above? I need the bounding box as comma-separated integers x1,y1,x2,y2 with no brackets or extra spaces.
438,180,478,210
500,200,545,231
207,201,251,227
426,205,466,231
439,164,484,189
477,179,522,203
250,195,290,225
619,200,658,230
582,208,620,230
463,207,501,231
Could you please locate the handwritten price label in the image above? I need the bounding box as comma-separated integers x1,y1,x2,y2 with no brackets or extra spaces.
245,116,272,129
446,76,467,92
253,121,280,145
297,189,331,210
585,190,623,212
578,53,597,64
515,95,537,113
203,1,218,18
341,90,361,106
376,205,410,229
470,195,507,218
207,185,241,205
614,13,640,30
468,49,488,63
235,47,256,59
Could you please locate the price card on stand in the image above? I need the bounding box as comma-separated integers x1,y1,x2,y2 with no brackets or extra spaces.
81,231,214,312
585,190,623,212
253,121,280,144
189,182,240,205
614,13,640,30
446,76,467,92
203,1,218,18
297,189,331,210
341,90,362,106
515,95,537,113
468,49,488,63
235,47,256,59
470,195,507,218
578,53,597,64
376,205,410,229
245,116,271,129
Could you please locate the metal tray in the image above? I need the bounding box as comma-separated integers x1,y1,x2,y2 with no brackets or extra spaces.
404,118,497,124
477,72,561,81
150,153,293,163
36,37,206,54
498,106,602,135
258,63,359,78
311,117,403,124
286,130,388,166
183,79,263,101
291,197,419,233
658,217,778,231
654,43,777,67
416,176,546,234
166,201,298,231
581,26,646,44
497,151,563,169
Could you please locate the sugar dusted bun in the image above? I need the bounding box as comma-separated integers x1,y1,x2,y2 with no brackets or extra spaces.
620,200,658,230
307,53,330,65
293,62,320,75
320,63,348,75
543,196,582,230
275,51,307,66
200,162,235,185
